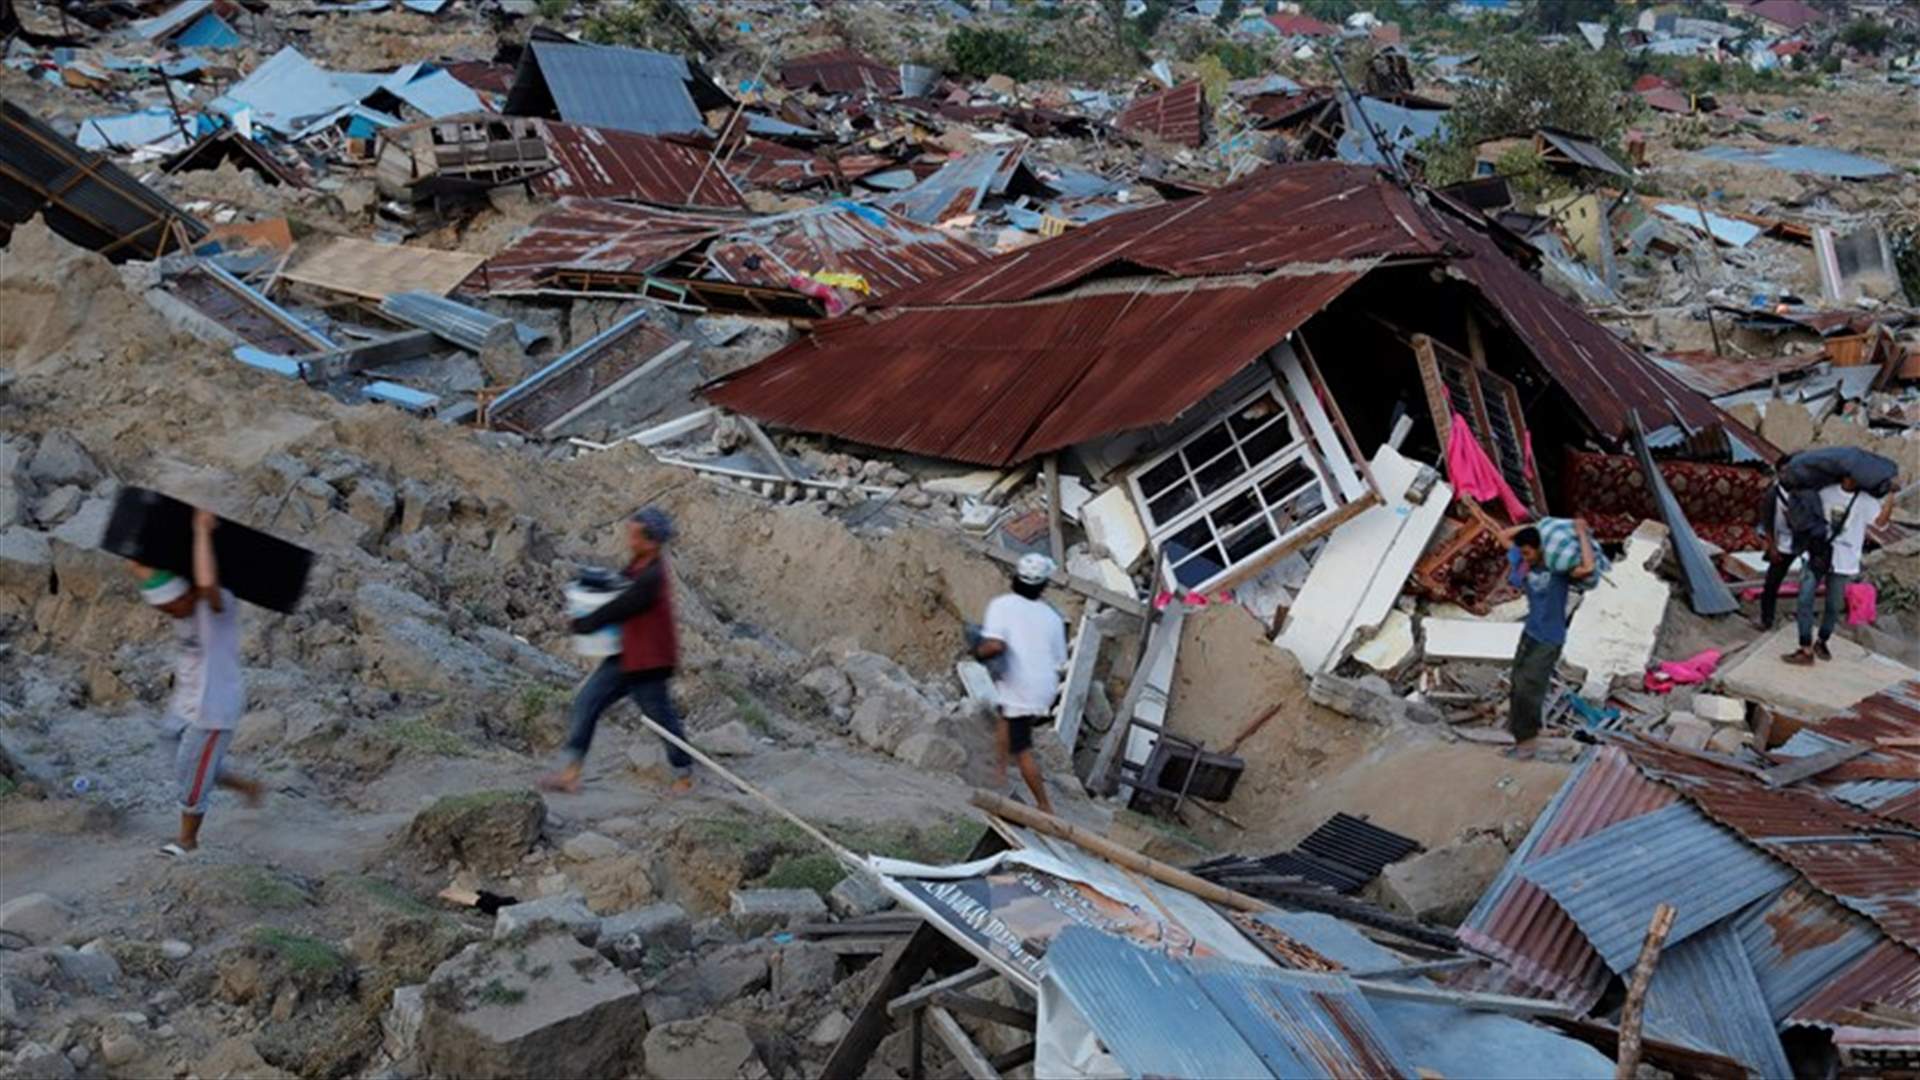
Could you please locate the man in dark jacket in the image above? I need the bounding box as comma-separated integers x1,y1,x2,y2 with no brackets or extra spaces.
541,507,692,794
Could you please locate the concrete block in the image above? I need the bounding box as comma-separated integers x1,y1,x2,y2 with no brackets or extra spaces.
727,889,826,936
1081,485,1147,570
419,935,643,1080
560,831,625,862
642,1017,757,1080
771,942,838,1002
597,902,692,959
827,874,894,919
1378,834,1509,926
1564,523,1671,700
1707,726,1754,755
1691,694,1747,725
0,892,73,944
895,731,966,770
1421,617,1525,661
1665,712,1714,751
1352,609,1416,671
493,893,601,947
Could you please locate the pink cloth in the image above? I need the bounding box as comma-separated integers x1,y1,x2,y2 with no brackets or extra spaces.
1846,581,1877,625
1445,412,1530,522
1643,648,1722,694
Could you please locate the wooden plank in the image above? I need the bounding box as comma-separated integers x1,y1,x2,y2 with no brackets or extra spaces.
1051,606,1104,757
1044,454,1065,566
1292,333,1377,503
280,237,486,301
816,936,902,956
823,922,964,1078
1615,903,1678,1080
300,329,439,383
926,1006,1000,1080
1411,334,1453,451
970,790,1270,915
989,1044,1036,1072
1088,602,1183,795
887,964,994,1018
1761,741,1871,788
932,990,1036,1031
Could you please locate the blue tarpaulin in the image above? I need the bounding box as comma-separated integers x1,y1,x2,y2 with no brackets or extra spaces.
1695,144,1895,179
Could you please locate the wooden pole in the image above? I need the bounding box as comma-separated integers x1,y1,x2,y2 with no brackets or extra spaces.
1044,454,1065,567
1615,903,1677,1080
969,789,1270,914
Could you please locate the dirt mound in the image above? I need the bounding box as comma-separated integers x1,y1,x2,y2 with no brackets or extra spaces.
0,220,176,372
404,789,547,874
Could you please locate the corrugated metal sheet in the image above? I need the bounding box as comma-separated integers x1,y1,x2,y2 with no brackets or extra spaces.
1650,350,1823,397
1116,81,1207,148
778,49,900,96
0,100,207,261
1653,203,1763,248
1644,921,1795,1079
476,197,982,300
211,46,358,136
1535,127,1629,177
174,11,240,48
474,198,735,292
1335,95,1448,167
488,308,677,433
390,69,485,119
131,0,214,39
1616,736,1920,953
1773,729,1920,818
1461,747,1678,1008
505,41,708,137
877,145,1031,224
1734,880,1881,1022
1519,801,1795,974
534,120,746,208
171,262,335,354
1788,938,1920,1027
709,267,1362,466
379,291,514,352
1695,144,1894,179
1044,926,1415,1079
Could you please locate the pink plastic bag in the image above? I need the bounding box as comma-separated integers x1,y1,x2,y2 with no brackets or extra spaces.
1845,581,1877,626
1643,648,1722,694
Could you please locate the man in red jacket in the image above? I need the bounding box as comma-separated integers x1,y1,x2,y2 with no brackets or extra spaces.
542,507,692,794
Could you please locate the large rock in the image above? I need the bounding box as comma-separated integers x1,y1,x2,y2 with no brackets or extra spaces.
0,893,73,944
771,942,838,1002
0,443,28,529
26,431,101,489
649,943,769,1011
354,582,509,693
1759,400,1815,454
1378,834,1511,926
843,651,943,753
827,874,894,918
642,1017,758,1080
700,719,759,757
560,831,625,862
4,1042,74,1080
404,789,545,874
418,935,645,1080
493,893,601,947
598,902,692,961
0,528,52,608
895,730,966,770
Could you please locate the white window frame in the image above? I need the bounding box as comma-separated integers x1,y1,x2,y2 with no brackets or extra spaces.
1126,380,1337,593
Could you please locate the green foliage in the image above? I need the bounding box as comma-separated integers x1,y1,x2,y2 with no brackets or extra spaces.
1300,0,1359,22
214,866,313,910
947,25,1036,79
0,777,15,799
1213,0,1243,29
350,877,434,917
582,0,674,49
1819,53,1842,74
1420,38,1632,186
387,717,470,757
533,0,569,20
1492,144,1556,201
1134,0,1177,41
759,852,846,896
251,928,345,974
1210,39,1267,78
476,978,526,1006
1521,0,1616,34
1840,19,1890,55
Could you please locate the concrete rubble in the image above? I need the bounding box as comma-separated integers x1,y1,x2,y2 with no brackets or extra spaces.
2,0,1917,1077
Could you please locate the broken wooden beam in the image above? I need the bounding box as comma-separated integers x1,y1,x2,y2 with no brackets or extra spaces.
926,1005,1000,1080
1615,902,1677,1080
887,964,994,1018
1761,741,1871,788
932,989,1036,1031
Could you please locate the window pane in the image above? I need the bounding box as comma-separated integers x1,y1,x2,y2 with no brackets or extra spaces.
1148,481,1197,526
1228,393,1286,441
1165,519,1213,562
1194,450,1247,498
1259,459,1317,506
1212,489,1262,533
1269,478,1328,534
1137,455,1186,500
1172,545,1225,588
1181,423,1232,471
1241,412,1296,464
1222,518,1276,563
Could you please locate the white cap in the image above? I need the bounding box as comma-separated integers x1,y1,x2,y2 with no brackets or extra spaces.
1015,552,1055,585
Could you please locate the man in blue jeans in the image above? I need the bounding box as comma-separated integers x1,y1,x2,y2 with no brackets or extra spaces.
541,507,692,794
1496,518,1595,760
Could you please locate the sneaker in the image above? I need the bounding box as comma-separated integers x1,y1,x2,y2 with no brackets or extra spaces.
1782,648,1816,666
1814,641,1833,661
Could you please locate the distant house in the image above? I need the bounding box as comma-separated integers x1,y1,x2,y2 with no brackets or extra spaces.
1266,12,1338,37
1740,0,1827,36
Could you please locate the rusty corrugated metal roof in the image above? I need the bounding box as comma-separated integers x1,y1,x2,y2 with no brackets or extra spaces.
1458,746,1677,1009
1650,349,1825,397
778,49,900,96
877,162,1445,307
1116,81,1208,148
475,198,735,292
533,119,746,209
1788,938,1920,1027
1614,735,1920,953
708,267,1363,466
474,197,984,301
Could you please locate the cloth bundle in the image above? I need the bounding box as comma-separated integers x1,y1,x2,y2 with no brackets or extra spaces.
1536,517,1612,588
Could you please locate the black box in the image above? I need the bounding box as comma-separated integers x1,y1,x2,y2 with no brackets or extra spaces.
99,487,313,613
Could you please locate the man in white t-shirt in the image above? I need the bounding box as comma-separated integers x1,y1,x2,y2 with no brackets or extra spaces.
974,553,1067,814
132,507,263,857
1783,478,1891,666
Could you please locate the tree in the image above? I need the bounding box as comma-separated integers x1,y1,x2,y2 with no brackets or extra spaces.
946,26,1035,79
1839,19,1890,55
1213,0,1243,29
1419,39,1633,185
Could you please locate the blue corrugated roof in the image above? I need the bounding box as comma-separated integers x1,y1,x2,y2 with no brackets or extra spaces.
391,69,485,118
77,109,188,151
212,46,358,135
1734,882,1881,1023
1695,144,1895,180
1654,203,1762,247
1336,94,1449,166
1520,801,1795,974
517,41,708,137
1645,921,1795,1078
130,0,214,39
1044,926,1417,1079
174,11,240,48
1774,730,1920,812
1258,912,1614,1079
878,145,1027,223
